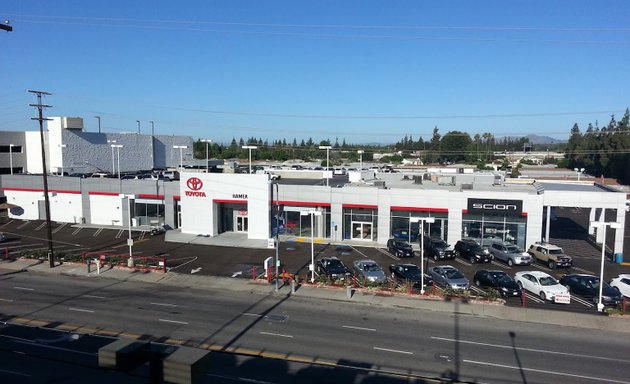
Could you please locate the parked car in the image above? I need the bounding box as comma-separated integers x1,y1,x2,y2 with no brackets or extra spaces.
559,274,622,306
353,259,387,283
472,270,521,297
422,236,456,261
514,271,570,303
317,257,351,280
386,239,414,258
392,228,418,242
389,263,433,289
0,232,5,243
428,265,469,290
527,242,572,269
487,243,533,266
454,239,492,263
610,274,630,299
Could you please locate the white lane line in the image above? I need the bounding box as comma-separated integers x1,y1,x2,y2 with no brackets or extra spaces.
0,298,14,302
13,287,34,291
373,346,413,355
470,286,485,294
0,368,31,377
341,325,377,332
207,373,275,384
464,359,630,384
159,318,189,325
432,337,630,363
376,247,400,261
454,258,472,267
242,312,263,317
571,295,595,308
68,307,95,313
572,267,595,274
523,292,544,304
259,331,293,338
490,261,509,269
150,302,178,307
82,294,107,299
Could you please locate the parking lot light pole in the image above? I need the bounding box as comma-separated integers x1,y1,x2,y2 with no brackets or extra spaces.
107,140,116,174
201,139,212,172
120,194,135,267
173,145,188,172
591,221,622,312
242,145,257,174
112,144,123,178
8,144,14,175
272,182,280,292
301,210,322,283
411,217,435,294
319,146,332,186
574,167,585,181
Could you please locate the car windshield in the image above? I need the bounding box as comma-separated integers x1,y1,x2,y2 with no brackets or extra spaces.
584,278,601,289
507,245,524,253
539,276,559,286
548,249,564,255
364,263,381,272
398,242,412,249
403,266,420,275
470,244,483,252
491,273,512,283
444,269,464,279
434,240,448,247
327,260,344,269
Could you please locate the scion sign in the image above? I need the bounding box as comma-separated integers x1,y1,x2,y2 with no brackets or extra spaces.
467,198,523,216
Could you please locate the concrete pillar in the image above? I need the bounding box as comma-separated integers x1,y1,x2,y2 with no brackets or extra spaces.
614,208,626,255
545,206,551,243
589,208,597,235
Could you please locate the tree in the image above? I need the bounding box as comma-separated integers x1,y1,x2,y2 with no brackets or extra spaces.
440,131,472,163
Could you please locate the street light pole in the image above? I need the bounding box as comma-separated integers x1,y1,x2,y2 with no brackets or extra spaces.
242,145,258,174
8,144,14,175
112,144,123,178
272,182,280,292
574,167,585,181
173,145,188,172
411,216,435,295
301,210,322,283
58,144,67,176
201,139,212,173
136,120,140,134
319,145,332,186
94,116,101,133
107,140,116,175
120,194,135,267
591,221,622,312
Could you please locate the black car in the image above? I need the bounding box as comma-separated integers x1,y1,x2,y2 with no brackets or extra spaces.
559,274,623,306
422,236,456,261
387,239,414,258
316,257,351,280
454,239,493,263
473,270,521,297
389,263,433,288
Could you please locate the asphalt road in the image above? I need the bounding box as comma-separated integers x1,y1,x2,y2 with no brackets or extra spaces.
2,270,629,384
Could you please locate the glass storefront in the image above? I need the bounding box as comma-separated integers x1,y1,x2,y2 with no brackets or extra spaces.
134,200,165,226
273,205,330,238
390,210,449,242
462,213,527,248
343,207,378,241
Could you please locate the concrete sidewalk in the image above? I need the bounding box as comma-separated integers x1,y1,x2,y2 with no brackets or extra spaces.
2,257,630,334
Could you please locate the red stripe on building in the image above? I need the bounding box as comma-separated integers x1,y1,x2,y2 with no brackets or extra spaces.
89,191,121,196
342,204,378,209
275,200,331,207
213,199,247,204
173,195,180,200
137,194,165,200
2,187,81,194
391,206,448,213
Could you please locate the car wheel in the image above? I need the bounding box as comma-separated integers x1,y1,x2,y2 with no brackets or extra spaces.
539,291,546,301
548,260,556,269
507,258,514,267
517,281,523,290
469,256,475,264
433,254,438,261
474,279,481,287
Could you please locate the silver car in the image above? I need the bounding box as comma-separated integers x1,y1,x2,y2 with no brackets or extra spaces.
353,259,387,283
488,243,533,266
428,265,469,290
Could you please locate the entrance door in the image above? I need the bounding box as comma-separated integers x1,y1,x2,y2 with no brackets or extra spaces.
234,210,249,233
352,222,372,240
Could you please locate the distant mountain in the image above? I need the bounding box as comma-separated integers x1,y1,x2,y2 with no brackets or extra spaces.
525,134,566,145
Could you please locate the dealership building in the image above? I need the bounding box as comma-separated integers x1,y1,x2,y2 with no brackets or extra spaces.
0,168,626,259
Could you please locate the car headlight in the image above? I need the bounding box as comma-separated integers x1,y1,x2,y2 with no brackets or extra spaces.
501,287,508,291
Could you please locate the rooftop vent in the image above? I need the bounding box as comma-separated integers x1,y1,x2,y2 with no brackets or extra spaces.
413,175,423,184
374,180,386,189
461,183,473,190
534,182,545,195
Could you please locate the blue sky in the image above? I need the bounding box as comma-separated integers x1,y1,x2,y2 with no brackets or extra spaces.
1,1,629,144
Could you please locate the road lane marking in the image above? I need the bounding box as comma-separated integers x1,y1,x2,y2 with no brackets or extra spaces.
572,266,595,274
259,331,293,338
454,258,472,266
0,368,31,377
13,287,34,291
523,292,544,304
0,298,14,302
376,247,400,261
490,261,509,269
68,307,94,313
242,313,263,317
571,295,595,308
341,325,377,332
150,302,178,307
373,347,413,355
207,373,275,384
463,359,630,384
159,319,189,325
432,337,630,363
82,295,107,299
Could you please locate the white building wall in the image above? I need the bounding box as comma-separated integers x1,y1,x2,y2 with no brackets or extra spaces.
25,131,46,174
49,192,83,223
90,194,125,226
180,173,270,239
5,190,41,220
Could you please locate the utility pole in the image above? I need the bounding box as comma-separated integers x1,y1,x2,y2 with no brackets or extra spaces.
28,90,55,268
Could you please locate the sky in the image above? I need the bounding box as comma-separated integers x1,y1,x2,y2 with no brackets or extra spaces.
1,1,629,145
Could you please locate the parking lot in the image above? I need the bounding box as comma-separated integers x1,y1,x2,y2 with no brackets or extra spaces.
1,208,628,316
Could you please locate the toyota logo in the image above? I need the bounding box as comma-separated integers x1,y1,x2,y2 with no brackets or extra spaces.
187,177,203,191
